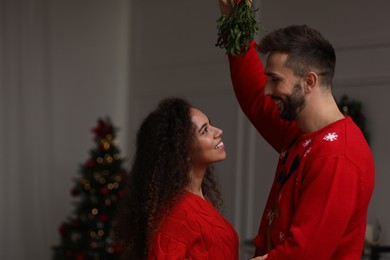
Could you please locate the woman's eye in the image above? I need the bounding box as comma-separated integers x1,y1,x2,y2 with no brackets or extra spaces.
202,127,209,134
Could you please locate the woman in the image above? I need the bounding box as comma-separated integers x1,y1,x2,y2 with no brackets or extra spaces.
116,97,238,259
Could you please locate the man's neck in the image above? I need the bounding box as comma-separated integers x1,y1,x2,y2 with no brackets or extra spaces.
296,96,344,133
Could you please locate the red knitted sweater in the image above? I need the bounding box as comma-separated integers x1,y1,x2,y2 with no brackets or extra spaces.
148,191,239,259
228,41,375,259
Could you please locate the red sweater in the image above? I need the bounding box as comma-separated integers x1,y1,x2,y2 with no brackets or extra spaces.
148,191,239,259
228,42,375,259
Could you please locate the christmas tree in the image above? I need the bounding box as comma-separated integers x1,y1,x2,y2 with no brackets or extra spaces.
52,117,126,260
337,94,370,144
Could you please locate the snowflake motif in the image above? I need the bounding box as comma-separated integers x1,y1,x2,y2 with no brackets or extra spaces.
280,150,287,159
323,132,338,142
303,139,312,147
279,232,285,242
304,147,312,158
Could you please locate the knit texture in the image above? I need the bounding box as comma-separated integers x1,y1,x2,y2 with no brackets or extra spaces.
148,191,239,259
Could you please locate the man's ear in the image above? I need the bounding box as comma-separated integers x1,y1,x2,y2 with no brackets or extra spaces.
304,72,318,92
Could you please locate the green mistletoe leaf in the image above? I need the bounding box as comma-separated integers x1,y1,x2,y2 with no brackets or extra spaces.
216,0,263,56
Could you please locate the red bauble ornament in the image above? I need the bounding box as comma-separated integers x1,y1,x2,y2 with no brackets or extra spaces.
100,187,109,195
85,159,95,169
71,187,80,196
98,144,105,151
58,223,66,235
118,190,125,199
99,214,108,222
75,252,86,260
71,218,80,227
113,242,123,253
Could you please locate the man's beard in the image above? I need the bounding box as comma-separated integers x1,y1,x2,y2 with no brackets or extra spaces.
273,82,306,121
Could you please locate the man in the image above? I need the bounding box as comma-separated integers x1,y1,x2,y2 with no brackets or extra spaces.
217,1,375,259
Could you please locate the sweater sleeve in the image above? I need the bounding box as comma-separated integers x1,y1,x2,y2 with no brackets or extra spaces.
227,41,300,153
267,156,363,259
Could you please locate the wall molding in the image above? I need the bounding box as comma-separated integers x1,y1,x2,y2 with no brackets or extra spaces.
233,110,245,233
335,75,390,88
335,38,390,52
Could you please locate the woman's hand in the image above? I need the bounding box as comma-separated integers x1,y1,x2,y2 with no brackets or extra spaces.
249,255,268,260
218,0,233,17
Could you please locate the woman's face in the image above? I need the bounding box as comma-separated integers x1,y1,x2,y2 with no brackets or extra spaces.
190,108,226,168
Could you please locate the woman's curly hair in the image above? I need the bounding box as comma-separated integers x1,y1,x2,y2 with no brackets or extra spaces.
115,97,222,259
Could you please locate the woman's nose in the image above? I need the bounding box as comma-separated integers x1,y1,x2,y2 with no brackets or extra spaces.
214,127,223,137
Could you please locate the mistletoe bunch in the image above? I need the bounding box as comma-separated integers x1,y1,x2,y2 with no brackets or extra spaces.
216,0,261,56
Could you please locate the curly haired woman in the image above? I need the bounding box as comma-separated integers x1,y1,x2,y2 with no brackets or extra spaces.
116,97,238,259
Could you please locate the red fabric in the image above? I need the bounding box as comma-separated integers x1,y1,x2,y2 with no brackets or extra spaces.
148,191,239,259
228,42,375,259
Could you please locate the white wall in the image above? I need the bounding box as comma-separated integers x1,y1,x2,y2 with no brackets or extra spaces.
0,0,131,259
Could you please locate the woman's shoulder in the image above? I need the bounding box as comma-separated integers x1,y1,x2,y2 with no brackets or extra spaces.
156,192,205,245
160,191,219,231
153,192,238,257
